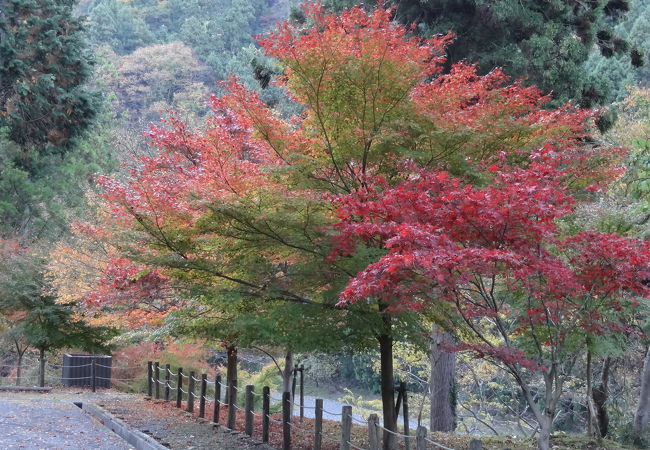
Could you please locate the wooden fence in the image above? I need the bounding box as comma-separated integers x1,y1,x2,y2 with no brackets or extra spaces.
2,358,484,449
146,360,480,450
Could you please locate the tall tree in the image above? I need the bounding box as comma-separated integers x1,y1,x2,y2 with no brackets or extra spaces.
91,5,620,447
0,0,100,159
326,0,639,108
332,155,650,450
317,0,640,429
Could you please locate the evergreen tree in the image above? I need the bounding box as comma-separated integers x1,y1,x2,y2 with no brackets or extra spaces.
84,0,155,54
0,0,114,238
583,1,650,102
325,0,638,107
0,0,100,160
0,110,115,237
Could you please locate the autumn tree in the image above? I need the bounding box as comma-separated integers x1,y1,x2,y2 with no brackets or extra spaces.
0,241,116,386
595,87,650,445
90,4,621,446
331,153,650,450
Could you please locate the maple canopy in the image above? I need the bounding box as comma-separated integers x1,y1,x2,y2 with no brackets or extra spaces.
81,4,639,447
332,150,650,349
330,149,650,448
91,3,615,308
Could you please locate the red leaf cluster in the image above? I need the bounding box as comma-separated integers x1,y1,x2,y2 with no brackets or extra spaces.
332,151,650,368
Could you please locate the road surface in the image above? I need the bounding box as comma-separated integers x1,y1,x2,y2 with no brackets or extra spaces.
0,394,132,449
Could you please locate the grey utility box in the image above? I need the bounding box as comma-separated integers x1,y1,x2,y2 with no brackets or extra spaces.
62,354,112,388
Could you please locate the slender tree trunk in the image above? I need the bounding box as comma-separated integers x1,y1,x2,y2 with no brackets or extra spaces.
16,352,23,387
282,348,294,416
586,351,600,438
282,348,293,393
379,314,397,450
592,357,611,438
225,344,238,404
633,346,650,444
538,412,553,450
535,372,560,450
429,325,456,432
38,348,45,387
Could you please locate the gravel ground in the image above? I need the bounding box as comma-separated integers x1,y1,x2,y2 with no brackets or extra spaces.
97,395,275,450
0,393,133,450
0,390,277,450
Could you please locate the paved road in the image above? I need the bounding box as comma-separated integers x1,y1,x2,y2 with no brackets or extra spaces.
0,395,133,449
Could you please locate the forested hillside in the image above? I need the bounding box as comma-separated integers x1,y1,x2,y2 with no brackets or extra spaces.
588,0,650,101
3,2,650,450
76,0,294,128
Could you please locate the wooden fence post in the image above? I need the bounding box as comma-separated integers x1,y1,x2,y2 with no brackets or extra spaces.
341,405,352,450
214,374,221,424
187,371,196,413
416,426,427,450
164,364,171,401
147,361,153,397
154,362,160,399
199,374,207,418
262,386,270,443
245,385,254,436
314,398,323,450
176,367,183,408
401,381,410,450
299,364,304,423
91,359,96,393
282,391,291,450
227,379,237,430
368,414,380,450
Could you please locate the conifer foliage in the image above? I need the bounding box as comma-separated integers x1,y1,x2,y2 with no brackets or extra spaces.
327,0,639,107
0,0,99,157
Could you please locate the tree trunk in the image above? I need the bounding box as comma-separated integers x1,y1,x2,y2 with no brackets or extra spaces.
16,352,23,387
592,357,611,438
282,348,294,416
538,412,553,450
225,344,238,404
535,371,560,450
38,348,45,387
429,326,456,432
379,315,397,450
633,346,650,444
282,348,293,393
586,351,600,438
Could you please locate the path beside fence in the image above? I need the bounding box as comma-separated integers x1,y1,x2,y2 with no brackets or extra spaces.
0,394,133,450
1,359,474,449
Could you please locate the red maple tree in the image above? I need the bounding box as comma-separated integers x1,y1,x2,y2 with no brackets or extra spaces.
332,150,650,449
82,4,630,447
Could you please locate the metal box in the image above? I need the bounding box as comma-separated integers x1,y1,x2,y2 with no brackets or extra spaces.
62,354,112,388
